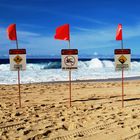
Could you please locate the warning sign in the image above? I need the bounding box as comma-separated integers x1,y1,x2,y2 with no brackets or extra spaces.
61,49,78,70
118,55,127,64
14,55,23,64
9,49,26,71
114,49,131,71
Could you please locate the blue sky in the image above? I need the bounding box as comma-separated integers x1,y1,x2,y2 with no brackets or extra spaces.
0,0,140,57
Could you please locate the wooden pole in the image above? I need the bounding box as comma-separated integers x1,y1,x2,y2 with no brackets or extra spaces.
18,67,21,107
16,39,21,108
69,70,71,107
68,40,72,107
121,40,124,108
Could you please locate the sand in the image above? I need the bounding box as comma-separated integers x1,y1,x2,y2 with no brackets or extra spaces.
0,80,140,140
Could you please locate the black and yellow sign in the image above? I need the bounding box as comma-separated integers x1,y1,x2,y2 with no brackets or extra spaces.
118,55,127,64
114,49,131,71
9,49,26,71
13,55,23,64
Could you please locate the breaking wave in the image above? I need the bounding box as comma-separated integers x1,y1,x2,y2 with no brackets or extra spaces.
0,58,140,84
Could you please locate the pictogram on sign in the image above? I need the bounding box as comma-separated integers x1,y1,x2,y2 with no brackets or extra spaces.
14,55,23,64
118,55,127,64
64,56,75,66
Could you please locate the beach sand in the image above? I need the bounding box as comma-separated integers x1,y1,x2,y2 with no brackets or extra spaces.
0,80,140,140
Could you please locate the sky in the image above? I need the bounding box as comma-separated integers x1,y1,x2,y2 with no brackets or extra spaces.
0,0,140,58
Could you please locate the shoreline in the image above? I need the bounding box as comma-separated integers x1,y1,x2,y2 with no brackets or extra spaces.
1,76,140,85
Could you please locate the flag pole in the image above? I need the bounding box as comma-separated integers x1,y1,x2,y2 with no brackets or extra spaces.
121,39,124,108
68,40,72,107
16,37,21,108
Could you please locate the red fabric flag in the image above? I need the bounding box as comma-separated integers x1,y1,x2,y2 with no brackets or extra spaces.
54,24,70,41
116,24,122,40
7,24,17,40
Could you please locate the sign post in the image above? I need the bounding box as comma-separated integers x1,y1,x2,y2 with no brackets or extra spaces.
114,48,131,107
121,40,124,108
54,24,78,107
7,24,26,108
9,49,26,107
61,48,78,107
68,41,71,108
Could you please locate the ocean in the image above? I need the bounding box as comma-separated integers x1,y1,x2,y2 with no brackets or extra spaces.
0,58,140,84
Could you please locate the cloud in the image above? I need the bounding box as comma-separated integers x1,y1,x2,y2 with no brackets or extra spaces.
72,23,140,49
18,31,40,37
124,24,140,38
71,26,116,49
72,15,107,25
72,26,93,32
19,24,46,29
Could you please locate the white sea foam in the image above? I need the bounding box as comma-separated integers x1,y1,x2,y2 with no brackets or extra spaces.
0,58,140,84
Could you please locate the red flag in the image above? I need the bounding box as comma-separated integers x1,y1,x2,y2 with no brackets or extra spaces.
116,24,122,40
7,24,17,40
54,24,70,41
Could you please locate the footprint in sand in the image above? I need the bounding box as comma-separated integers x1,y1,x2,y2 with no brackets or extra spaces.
132,114,138,119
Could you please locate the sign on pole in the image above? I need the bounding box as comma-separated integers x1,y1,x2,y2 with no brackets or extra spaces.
61,49,78,107
9,49,26,71
61,49,78,70
114,49,131,71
